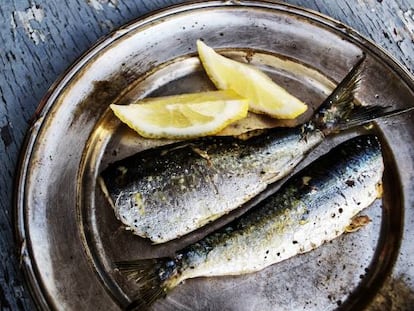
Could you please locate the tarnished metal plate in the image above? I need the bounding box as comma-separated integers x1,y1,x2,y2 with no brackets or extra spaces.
15,1,414,310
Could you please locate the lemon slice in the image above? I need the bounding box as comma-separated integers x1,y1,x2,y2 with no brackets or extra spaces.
110,90,248,139
197,40,307,119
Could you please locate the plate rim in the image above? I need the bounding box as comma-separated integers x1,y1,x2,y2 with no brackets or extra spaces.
14,1,414,310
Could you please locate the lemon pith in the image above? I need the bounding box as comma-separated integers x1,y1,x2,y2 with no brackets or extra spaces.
197,40,307,119
110,90,248,139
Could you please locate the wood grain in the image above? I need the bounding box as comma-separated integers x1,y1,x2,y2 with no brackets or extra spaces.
0,0,412,310
288,0,413,74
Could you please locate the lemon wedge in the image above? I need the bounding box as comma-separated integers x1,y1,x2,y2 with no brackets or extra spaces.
197,40,307,119
110,90,249,139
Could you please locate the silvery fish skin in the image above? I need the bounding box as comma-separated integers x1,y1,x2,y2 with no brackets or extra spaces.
100,57,387,244
101,127,323,243
117,134,384,310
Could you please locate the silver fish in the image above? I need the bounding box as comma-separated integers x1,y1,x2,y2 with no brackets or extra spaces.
116,134,384,310
100,56,391,244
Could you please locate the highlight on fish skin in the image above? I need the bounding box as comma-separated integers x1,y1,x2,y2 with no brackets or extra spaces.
100,55,394,244
115,134,384,310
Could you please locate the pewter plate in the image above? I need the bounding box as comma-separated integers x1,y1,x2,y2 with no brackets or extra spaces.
15,1,414,310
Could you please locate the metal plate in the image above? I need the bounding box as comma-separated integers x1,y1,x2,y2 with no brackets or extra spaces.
15,1,414,310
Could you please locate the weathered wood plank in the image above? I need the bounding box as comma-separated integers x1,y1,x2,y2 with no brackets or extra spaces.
288,0,413,74
1,2,191,309
0,0,412,310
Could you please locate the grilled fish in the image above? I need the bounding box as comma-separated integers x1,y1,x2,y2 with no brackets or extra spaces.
100,57,390,244
117,134,384,310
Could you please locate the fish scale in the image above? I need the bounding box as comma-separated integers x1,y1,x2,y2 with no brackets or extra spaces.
116,134,384,310
100,56,398,243
101,127,323,243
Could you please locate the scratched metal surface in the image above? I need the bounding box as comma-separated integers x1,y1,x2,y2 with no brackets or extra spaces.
1,0,414,310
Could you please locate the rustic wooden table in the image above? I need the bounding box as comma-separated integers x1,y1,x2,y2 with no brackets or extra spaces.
1,0,413,310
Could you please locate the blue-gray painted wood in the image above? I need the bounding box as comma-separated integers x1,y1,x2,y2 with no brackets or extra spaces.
0,0,412,310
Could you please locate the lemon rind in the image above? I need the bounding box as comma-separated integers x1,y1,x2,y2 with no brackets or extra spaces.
197,40,307,119
110,92,248,139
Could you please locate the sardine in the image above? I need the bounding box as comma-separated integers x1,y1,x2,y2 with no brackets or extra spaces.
116,134,384,310
100,57,392,244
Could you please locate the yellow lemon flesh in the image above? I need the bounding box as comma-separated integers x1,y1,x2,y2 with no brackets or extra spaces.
197,40,307,119
110,90,248,139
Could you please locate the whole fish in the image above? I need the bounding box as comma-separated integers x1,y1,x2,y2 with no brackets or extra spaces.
117,134,384,310
100,57,389,244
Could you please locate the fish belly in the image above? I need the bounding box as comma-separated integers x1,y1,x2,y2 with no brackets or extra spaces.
101,129,323,243
177,135,383,281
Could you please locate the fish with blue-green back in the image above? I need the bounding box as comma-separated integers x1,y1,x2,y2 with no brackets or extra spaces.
100,56,405,244
117,134,384,310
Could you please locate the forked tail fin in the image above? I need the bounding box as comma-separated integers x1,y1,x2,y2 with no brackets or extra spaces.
306,55,413,134
336,105,414,130
115,259,171,311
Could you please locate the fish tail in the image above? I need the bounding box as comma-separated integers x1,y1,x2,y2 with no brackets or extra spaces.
115,258,172,310
336,105,414,130
306,55,413,134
